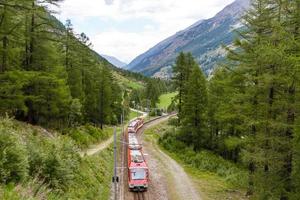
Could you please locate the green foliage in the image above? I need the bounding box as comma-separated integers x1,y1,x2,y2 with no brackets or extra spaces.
68,125,111,148
0,181,55,200
157,92,177,110
66,148,113,199
129,77,171,111
172,53,209,150
0,1,126,129
169,1,300,199
204,0,300,198
159,131,247,187
181,65,208,150
0,125,29,184
27,136,80,192
0,117,113,198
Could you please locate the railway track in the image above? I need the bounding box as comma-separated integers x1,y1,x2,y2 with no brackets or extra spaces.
121,113,177,200
133,191,146,200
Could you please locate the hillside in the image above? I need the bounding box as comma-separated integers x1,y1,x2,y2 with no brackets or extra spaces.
0,117,113,199
127,0,250,78
101,54,127,68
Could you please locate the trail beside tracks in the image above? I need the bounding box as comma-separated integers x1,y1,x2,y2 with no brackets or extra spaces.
80,108,147,157
80,135,114,157
143,129,201,200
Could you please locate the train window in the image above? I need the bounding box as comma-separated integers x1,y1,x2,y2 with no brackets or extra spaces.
131,168,146,180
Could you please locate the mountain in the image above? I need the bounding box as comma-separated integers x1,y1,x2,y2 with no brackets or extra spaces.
101,54,127,68
127,0,250,78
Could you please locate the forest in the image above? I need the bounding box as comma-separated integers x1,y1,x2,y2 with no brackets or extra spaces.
0,0,170,129
0,0,171,198
166,0,300,199
1,0,300,199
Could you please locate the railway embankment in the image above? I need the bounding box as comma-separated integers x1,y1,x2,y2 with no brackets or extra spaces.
144,121,249,200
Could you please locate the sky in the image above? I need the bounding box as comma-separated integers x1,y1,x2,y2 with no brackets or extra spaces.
53,0,235,63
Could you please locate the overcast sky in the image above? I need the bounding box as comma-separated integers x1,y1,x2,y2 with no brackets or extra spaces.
54,0,234,63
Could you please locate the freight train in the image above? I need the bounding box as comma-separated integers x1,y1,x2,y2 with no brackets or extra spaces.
126,117,149,191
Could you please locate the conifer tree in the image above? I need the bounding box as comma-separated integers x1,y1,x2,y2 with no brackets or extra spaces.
172,52,190,123
224,0,300,198
180,64,208,150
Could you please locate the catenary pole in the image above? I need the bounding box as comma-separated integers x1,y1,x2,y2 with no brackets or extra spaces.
113,126,117,200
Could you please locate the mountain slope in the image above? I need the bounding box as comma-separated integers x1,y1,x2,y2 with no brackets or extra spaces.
127,0,250,78
101,54,127,68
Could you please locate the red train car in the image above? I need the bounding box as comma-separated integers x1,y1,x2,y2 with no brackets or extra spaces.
127,149,149,191
128,118,144,133
126,118,149,191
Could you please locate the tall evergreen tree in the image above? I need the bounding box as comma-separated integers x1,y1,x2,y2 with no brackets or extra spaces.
223,0,300,198
180,64,208,150
172,52,191,123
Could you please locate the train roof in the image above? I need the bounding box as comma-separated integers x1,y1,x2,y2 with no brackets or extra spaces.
130,150,144,162
128,149,147,168
128,118,143,127
128,120,139,127
128,133,141,149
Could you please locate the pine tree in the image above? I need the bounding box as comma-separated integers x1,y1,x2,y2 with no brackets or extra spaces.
223,0,300,198
172,52,191,123
180,64,208,150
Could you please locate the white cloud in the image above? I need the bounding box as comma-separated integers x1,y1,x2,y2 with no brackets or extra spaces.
92,30,171,63
54,0,235,62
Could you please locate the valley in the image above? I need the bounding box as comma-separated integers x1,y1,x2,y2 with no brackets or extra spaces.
0,0,299,200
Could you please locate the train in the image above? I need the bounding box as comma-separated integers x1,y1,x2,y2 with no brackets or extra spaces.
126,117,149,191
128,117,144,133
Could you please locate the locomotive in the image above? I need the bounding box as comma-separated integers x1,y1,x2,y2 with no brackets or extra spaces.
126,117,149,191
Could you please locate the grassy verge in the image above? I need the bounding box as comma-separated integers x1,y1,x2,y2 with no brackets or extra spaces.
128,110,142,120
65,146,113,199
144,121,248,200
0,117,113,199
67,125,113,149
113,71,144,90
158,92,177,109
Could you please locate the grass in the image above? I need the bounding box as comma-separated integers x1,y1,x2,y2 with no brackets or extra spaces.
113,71,144,90
158,92,177,109
0,117,114,199
68,125,113,149
128,109,142,120
144,121,248,200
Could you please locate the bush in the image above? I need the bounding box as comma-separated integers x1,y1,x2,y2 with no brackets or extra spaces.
26,135,81,192
0,117,112,198
167,117,178,126
0,180,55,200
69,125,109,148
65,147,113,199
42,137,80,192
0,126,29,184
149,110,156,116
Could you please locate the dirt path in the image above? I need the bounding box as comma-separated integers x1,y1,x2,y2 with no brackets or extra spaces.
143,135,201,200
130,108,147,119
81,108,145,158
80,135,114,157
121,114,201,200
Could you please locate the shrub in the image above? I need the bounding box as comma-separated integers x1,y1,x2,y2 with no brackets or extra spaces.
65,147,113,199
25,133,81,193
0,127,29,184
0,180,54,200
69,128,92,147
69,125,110,148
149,110,156,116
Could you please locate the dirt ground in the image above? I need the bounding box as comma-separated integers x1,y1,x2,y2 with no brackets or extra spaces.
80,135,114,157
120,116,201,200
